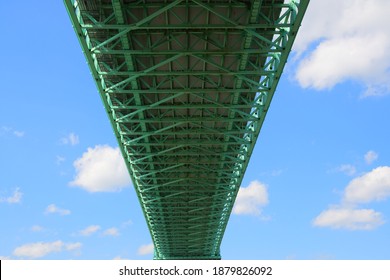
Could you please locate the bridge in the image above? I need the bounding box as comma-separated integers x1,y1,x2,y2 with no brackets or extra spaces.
65,0,309,259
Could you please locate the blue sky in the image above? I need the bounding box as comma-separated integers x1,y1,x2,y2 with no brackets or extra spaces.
1,0,390,260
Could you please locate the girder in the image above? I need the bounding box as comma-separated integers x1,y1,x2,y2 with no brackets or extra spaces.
65,0,308,260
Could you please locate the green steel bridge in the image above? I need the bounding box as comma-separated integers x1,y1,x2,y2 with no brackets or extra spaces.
65,0,308,259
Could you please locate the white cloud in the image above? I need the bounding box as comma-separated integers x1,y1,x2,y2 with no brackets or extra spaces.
45,204,71,216
79,225,101,236
0,256,11,260
103,227,120,237
61,132,79,146
70,145,131,192
1,126,25,138
137,243,154,255
113,256,128,260
56,155,66,165
336,164,357,176
1,126,11,133
344,166,390,204
13,241,62,258
31,225,44,232
12,241,81,259
13,131,25,137
0,188,23,204
121,219,133,228
261,169,283,177
313,207,384,230
232,180,269,216
65,242,82,251
314,166,390,230
365,150,378,165
293,0,390,95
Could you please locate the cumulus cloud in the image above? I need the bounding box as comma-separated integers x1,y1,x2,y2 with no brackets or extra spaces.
137,243,154,255
364,150,378,165
0,188,23,204
314,166,390,230
79,225,101,236
70,145,131,192
13,241,81,259
61,132,79,146
293,0,390,96
103,227,120,237
313,207,384,230
45,204,71,216
344,166,390,204
232,180,269,216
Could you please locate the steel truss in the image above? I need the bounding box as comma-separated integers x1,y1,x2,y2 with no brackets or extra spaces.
65,0,309,260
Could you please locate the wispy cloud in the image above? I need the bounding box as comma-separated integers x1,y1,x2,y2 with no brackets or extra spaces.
60,132,79,146
65,243,82,251
13,130,25,137
79,225,101,236
1,126,25,138
364,150,378,165
113,256,130,260
44,204,71,216
260,169,284,177
13,241,81,259
70,145,131,192
0,188,23,204
56,155,66,165
121,219,133,228
30,225,44,232
103,227,120,237
137,243,154,256
335,164,357,176
233,180,269,216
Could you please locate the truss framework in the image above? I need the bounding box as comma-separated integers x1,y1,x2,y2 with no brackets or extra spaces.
65,0,308,260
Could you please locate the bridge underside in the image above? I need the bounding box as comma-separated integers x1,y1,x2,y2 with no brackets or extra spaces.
65,0,308,259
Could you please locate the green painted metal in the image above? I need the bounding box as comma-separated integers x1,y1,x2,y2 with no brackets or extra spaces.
65,0,309,259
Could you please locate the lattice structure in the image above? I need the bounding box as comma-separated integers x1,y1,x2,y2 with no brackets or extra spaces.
65,0,308,259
